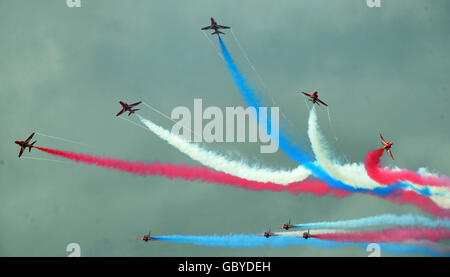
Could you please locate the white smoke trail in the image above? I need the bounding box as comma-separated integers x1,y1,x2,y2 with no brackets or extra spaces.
137,115,311,185
307,108,380,189
142,101,203,141
275,229,342,237
293,214,450,229
430,195,450,209
307,107,450,208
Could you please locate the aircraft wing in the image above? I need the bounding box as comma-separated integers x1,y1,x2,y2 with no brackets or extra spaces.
317,98,328,107
387,149,394,160
18,147,24,158
116,108,125,117
129,101,142,107
302,92,312,97
25,132,35,143
217,25,230,29
380,134,387,144
201,25,213,30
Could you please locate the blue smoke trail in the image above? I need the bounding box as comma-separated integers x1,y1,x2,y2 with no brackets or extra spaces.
293,214,450,229
216,35,431,198
217,35,310,164
153,234,447,256
376,242,448,257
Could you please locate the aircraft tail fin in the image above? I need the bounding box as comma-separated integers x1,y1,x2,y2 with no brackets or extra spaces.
128,109,140,116
29,141,36,151
212,30,224,35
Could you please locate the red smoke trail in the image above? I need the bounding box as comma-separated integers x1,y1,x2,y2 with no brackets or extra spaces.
34,147,345,197
385,190,449,218
35,147,450,217
365,148,450,188
312,228,450,243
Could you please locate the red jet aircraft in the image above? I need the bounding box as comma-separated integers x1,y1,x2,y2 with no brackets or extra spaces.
116,101,141,116
257,227,280,238
281,219,296,231
136,231,156,242
14,132,36,158
201,17,230,35
301,90,328,107
380,133,394,160
301,229,311,239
